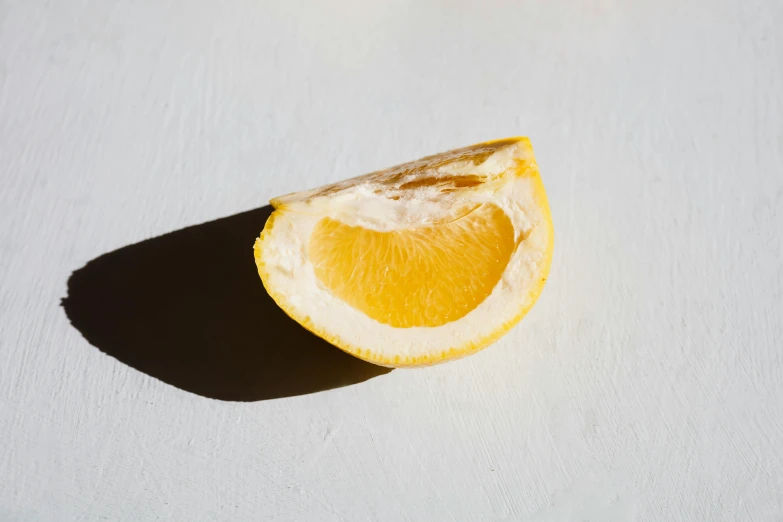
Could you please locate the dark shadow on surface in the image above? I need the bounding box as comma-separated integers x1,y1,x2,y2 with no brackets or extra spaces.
62,206,391,402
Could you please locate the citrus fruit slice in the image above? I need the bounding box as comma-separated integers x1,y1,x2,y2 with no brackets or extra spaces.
254,137,553,367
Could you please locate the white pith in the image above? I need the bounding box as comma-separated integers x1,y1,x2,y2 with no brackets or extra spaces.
257,140,550,360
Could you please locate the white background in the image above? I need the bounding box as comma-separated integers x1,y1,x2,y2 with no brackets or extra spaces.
1,0,782,520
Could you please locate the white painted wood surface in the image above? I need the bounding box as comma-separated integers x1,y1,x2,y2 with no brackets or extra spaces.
1,0,782,520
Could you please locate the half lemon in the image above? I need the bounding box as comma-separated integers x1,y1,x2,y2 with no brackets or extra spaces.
254,137,553,367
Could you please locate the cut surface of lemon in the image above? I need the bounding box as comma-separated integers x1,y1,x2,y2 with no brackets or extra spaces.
254,137,553,367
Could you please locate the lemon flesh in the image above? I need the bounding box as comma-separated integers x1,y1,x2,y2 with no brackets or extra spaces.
309,203,516,328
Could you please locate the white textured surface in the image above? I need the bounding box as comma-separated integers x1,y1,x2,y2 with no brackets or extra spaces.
1,0,782,520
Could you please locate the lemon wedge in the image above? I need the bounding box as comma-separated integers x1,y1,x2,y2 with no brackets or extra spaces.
254,138,553,367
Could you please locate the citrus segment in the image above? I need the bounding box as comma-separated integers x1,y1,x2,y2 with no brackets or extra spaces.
254,137,553,368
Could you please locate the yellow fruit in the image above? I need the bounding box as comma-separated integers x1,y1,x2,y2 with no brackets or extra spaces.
254,138,553,367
